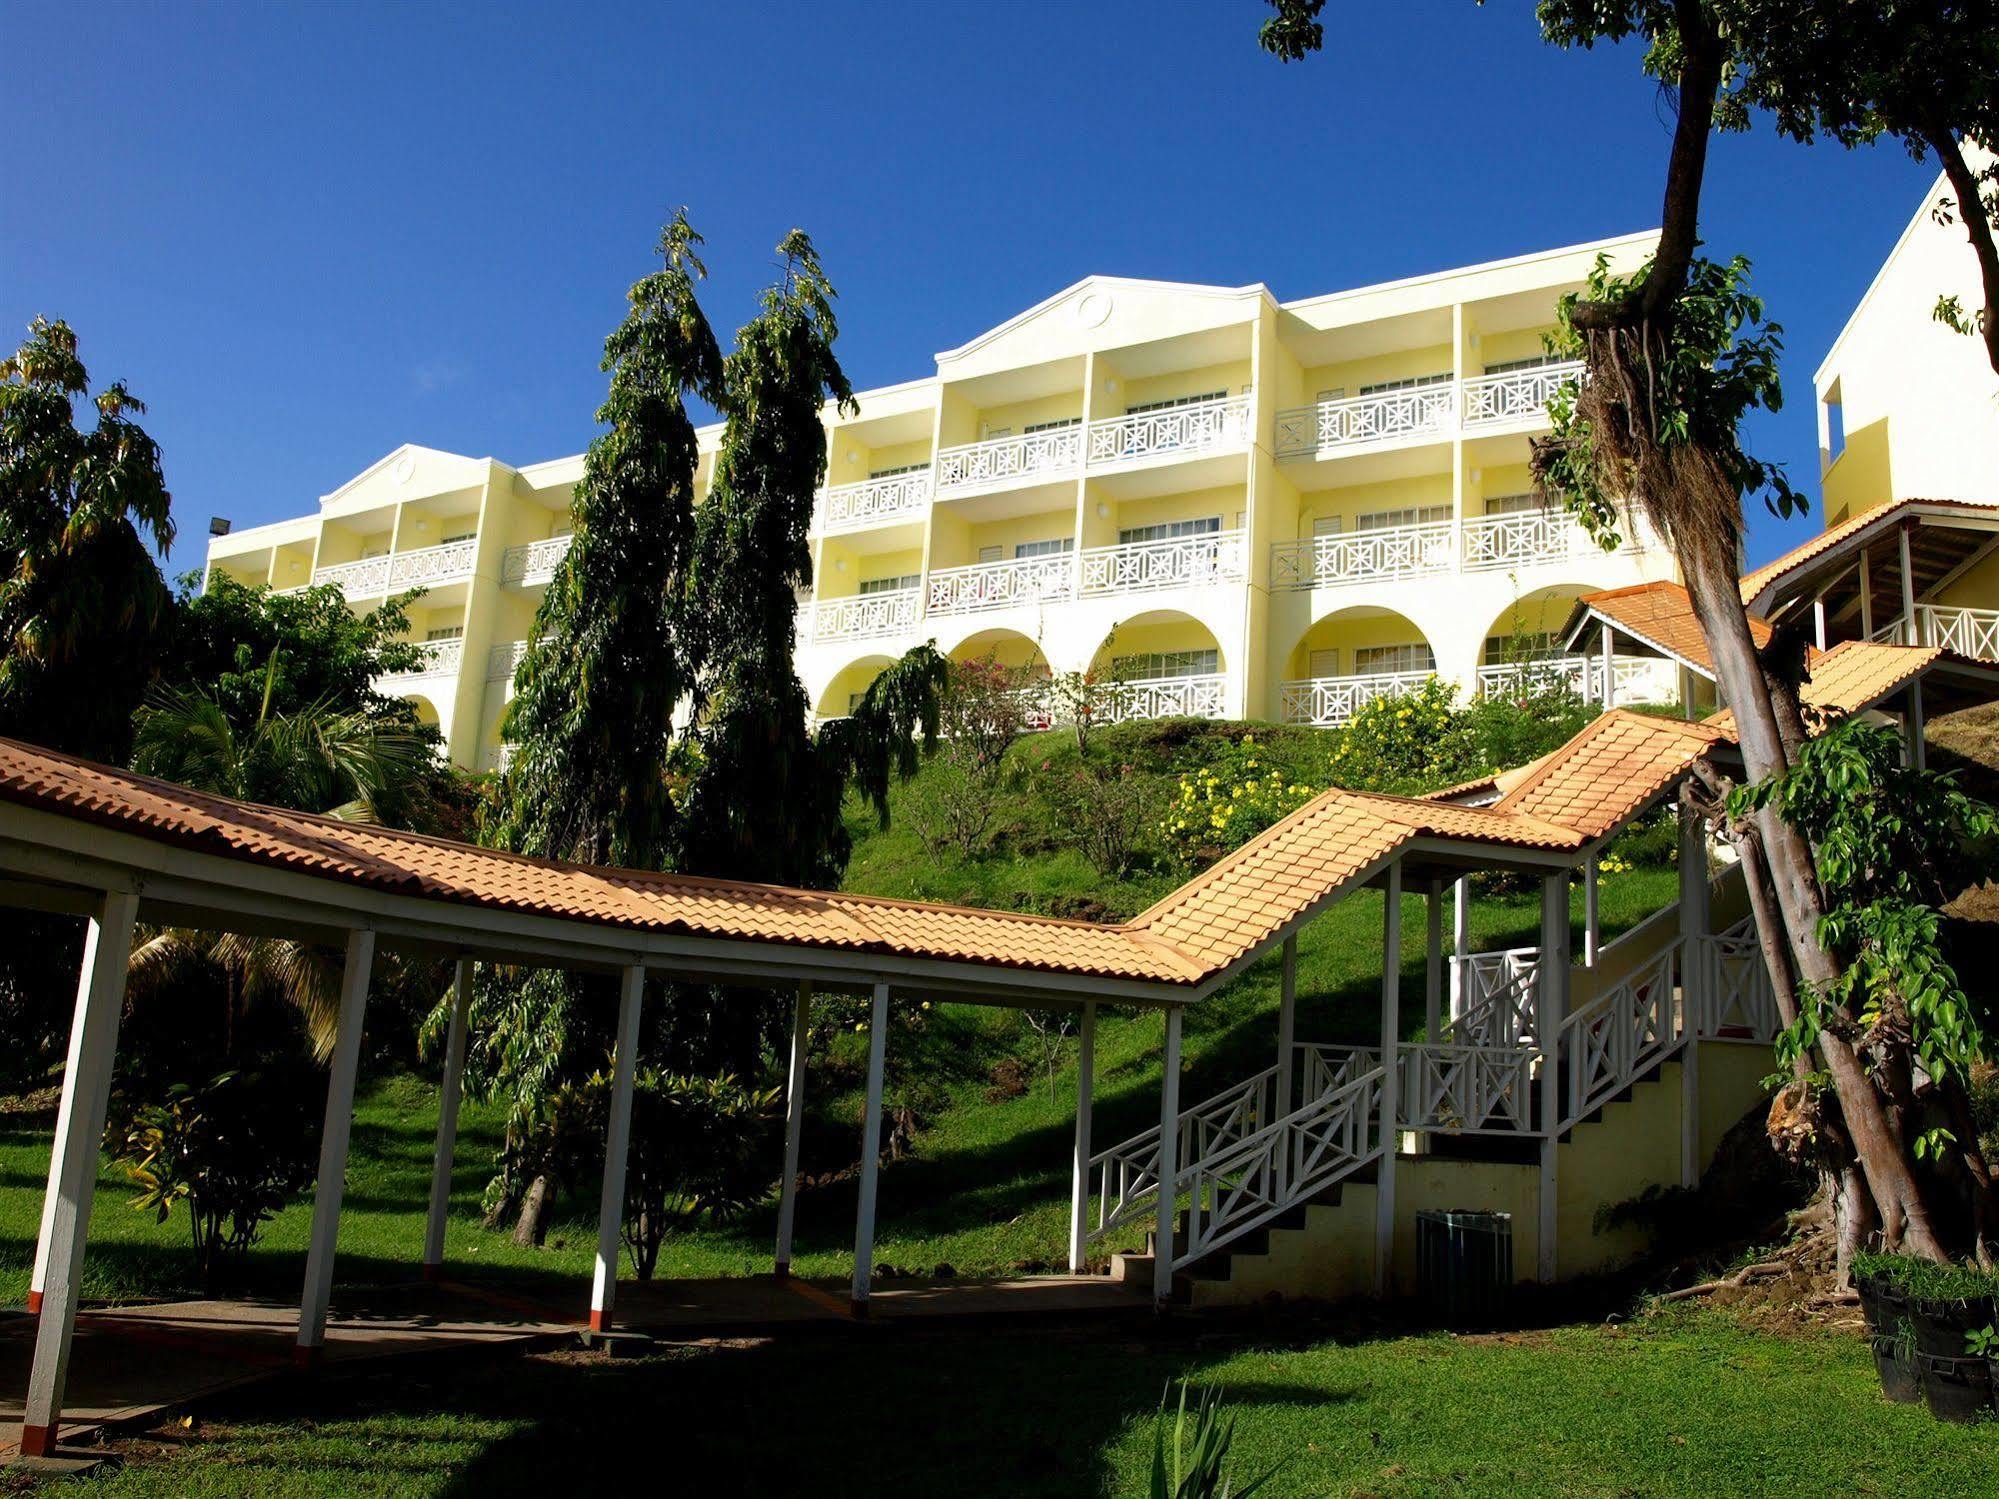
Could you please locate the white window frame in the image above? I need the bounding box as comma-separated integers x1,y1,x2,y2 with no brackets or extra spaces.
1113,648,1219,681
1354,642,1435,675
1118,516,1221,545
858,573,920,596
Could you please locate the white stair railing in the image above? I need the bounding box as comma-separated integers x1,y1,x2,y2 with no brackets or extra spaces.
1088,1066,1279,1243
1559,942,1682,1129
1398,1043,1536,1134
1918,603,1999,659
1444,947,1539,1047
1691,915,1780,1040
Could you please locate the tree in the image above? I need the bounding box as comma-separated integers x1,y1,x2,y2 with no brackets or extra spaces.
0,317,173,762
1257,1,1995,1263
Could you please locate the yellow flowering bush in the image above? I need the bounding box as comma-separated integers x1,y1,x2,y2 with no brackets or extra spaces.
1159,733,1321,864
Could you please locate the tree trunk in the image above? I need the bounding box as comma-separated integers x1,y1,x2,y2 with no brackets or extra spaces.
1925,125,1999,379
511,1172,552,1248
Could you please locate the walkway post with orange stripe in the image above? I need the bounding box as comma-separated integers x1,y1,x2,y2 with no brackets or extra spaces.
1373,860,1401,1296
20,890,138,1459
422,956,473,1282
851,981,890,1313
588,964,645,1333
1067,1001,1096,1273
295,928,376,1369
775,980,812,1277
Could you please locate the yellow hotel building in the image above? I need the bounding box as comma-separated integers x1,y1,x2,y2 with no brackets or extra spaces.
205,231,1686,770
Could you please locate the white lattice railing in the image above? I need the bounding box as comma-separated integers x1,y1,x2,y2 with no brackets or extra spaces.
1079,530,1245,596
1399,1043,1537,1135
312,555,391,595
811,587,921,641
1173,1065,1387,1271
314,538,482,595
381,637,465,681
935,426,1083,491
1692,916,1780,1040
925,553,1076,616
501,534,573,587
1268,520,1455,590
1295,1042,1381,1105
1089,1067,1281,1245
1559,943,1682,1129
1278,670,1432,727
1086,396,1251,465
1273,385,1455,457
817,473,931,532
1106,675,1229,723
1446,946,1540,1048
1897,604,1999,659
1462,510,1618,571
1475,655,1679,707
487,640,529,681
1461,361,1583,428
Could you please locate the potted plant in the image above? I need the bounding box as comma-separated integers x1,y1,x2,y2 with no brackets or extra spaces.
1899,1259,1998,1360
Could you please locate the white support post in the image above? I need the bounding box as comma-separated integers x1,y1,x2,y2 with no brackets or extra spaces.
1535,873,1569,1285
1374,862,1403,1295
588,964,645,1334
1582,855,1600,969
774,981,812,1278
1152,1007,1184,1307
1600,625,1617,710
1276,935,1298,1113
1067,1002,1097,1274
1678,798,1711,1030
1812,593,1828,652
1450,877,1470,1020
851,981,890,1312
1681,1008,1703,1189
20,890,138,1459
1423,883,1443,1040
1908,679,1928,772
295,928,376,1369
1898,523,1917,641
421,956,473,1282
1859,550,1875,639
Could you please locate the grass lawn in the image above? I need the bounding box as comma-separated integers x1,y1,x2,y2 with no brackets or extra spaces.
36,1305,1996,1496
0,869,1678,1310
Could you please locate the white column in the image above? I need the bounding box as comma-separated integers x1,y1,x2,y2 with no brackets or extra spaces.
588,964,645,1334
1423,884,1443,1040
1151,1007,1184,1306
1812,594,1828,651
1450,877,1470,1019
421,956,473,1281
850,981,890,1311
1899,523,1917,641
1374,862,1403,1295
1582,855,1600,968
774,980,812,1278
1067,1001,1097,1274
20,890,138,1459
1535,874,1570,1284
1275,935,1298,1112
1600,625,1617,710
295,927,376,1368
1908,679,1928,772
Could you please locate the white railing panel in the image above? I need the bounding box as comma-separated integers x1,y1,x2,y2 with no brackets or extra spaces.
1693,916,1780,1040
387,539,478,589
1268,519,1455,590
818,473,931,532
487,640,529,681
1399,1043,1536,1134
925,554,1076,616
502,534,573,587
1079,530,1245,597
811,587,921,641
1461,511,1607,571
1445,947,1540,1048
381,637,464,681
1461,361,1583,429
935,426,1082,491
1277,670,1432,727
1273,385,1455,458
1559,943,1682,1129
1085,396,1250,466
1920,604,1999,659
1088,1067,1280,1245
312,555,392,596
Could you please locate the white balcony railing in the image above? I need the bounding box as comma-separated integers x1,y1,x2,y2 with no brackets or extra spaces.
313,538,479,596
1876,603,1999,659
1274,384,1455,457
1475,654,1679,707
1278,670,1432,727
1085,395,1250,466
817,473,931,532
1268,520,1455,590
1103,674,1229,723
501,534,573,587
925,553,1076,616
381,637,464,681
488,640,529,681
1461,361,1583,429
811,587,921,642
1460,509,1646,571
934,426,1083,492
1078,529,1245,596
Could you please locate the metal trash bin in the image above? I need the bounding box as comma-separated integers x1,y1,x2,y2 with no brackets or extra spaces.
1415,1209,1513,1327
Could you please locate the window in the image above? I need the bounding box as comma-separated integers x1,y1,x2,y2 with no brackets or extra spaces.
1356,505,1449,531
1484,632,1560,663
1355,643,1435,675
858,573,919,596
1014,537,1074,559
1484,493,1548,516
424,626,464,642
1483,354,1562,375
1315,387,1347,404
441,527,477,544
1114,649,1218,680
1022,416,1080,434
1118,516,1221,545
1358,372,1451,396
977,544,1004,564
1308,647,1340,678
867,462,926,479
1125,390,1226,415
1311,515,1343,538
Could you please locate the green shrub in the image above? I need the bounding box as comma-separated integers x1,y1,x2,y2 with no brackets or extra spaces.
1159,733,1322,866
1853,1252,1999,1302
1150,1380,1281,1499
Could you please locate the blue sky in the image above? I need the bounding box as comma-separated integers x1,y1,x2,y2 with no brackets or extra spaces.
1,1,1944,578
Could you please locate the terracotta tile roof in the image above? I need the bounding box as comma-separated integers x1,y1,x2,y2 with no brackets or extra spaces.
1704,639,1947,736
1738,497,1999,609
1420,753,1558,806
1490,711,1727,841
1565,580,1772,674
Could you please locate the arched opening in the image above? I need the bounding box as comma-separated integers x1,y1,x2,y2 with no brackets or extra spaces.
947,629,1047,673
1280,606,1436,726
1085,610,1228,723
814,655,896,723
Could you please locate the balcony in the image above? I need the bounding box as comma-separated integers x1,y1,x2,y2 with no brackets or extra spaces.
1273,362,1583,459
502,535,572,587
1270,511,1651,591
811,586,922,642
926,553,1077,617
817,472,931,533
488,640,529,680
1870,603,1999,659
1078,529,1246,597
380,637,465,682
1279,670,1432,726
1016,674,1229,728
935,426,1082,494
1475,654,1679,706
313,538,479,596
1084,395,1250,468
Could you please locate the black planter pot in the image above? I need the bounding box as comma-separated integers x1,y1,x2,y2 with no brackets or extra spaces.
1917,1353,1995,1424
1909,1295,1997,1360
1871,1336,1922,1404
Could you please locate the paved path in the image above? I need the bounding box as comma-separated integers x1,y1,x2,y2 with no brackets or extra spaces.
1,1274,1140,1459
